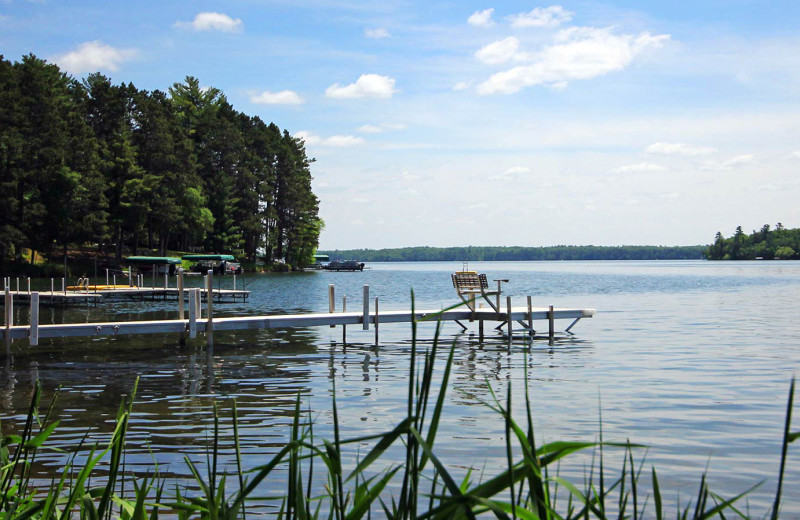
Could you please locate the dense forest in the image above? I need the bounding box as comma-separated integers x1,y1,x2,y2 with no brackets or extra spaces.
705,224,800,260
320,245,708,262
0,54,321,270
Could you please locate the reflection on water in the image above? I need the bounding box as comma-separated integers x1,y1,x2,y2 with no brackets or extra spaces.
2,261,800,514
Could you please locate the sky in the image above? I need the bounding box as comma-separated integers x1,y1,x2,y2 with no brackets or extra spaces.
2,0,799,249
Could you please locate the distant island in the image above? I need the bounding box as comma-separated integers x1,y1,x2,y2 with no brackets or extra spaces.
705,224,799,260
318,245,707,262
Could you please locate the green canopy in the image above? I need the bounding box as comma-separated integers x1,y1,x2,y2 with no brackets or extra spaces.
125,256,182,265
183,254,237,261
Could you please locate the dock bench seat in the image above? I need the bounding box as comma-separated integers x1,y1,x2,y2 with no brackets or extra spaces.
451,271,505,312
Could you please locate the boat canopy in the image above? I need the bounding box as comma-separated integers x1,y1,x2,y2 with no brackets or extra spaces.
183,254,237,262
125,256,182,265
313,254,330,262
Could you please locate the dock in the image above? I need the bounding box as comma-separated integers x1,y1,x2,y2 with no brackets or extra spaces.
2,284,595,346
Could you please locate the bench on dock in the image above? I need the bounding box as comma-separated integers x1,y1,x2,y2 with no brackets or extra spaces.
451,272,508,312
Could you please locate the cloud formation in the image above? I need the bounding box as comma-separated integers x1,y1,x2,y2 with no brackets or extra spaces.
325,74,397,99
701,154,755,171
468,8,494,27
645,142,717,156
250,90,304,105
175,12,243,32
507,5,572,28
295,131,365,147
611,162,669,173
54,41,137,74
365,27,390,39
475,37,520,65
357,122,405,133
477,27,669,94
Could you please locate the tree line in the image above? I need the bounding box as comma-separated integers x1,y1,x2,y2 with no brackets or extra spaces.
705,224,800,260
320,245,708,262
0,54,321,269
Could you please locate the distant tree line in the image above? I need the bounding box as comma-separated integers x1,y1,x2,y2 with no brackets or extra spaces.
0,54,321,268
320,245,708,262
705,224,800,260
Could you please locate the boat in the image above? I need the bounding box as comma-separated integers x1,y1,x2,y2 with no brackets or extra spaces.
311,254,330,269
323,260,365,272
183,254,243,275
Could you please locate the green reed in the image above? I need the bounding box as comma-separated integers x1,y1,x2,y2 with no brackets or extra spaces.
1,298,798,519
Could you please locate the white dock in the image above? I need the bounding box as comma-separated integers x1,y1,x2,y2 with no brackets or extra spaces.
1,300,594,345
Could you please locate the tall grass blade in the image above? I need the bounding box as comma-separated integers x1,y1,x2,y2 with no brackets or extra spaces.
771,376,795,520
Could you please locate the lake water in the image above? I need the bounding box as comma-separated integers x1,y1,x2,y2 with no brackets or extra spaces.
2,260,800,516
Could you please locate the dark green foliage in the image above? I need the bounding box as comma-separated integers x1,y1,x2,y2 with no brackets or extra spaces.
0,55,321,269
320,245,708,262
705,223,800,260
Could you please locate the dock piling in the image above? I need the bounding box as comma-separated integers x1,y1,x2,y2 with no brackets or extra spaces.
362,285,370,330
29,292,39,346
4,288,12,334
328,284,335,328
527,296,534,337
506,297,512,338
178,270,185,320
206,271,214,346
27,278,31,295
342,294,347,344
188,288,198,338
548,305,555,345
374,297,380,347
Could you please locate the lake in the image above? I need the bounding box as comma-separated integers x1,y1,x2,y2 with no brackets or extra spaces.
2,260,800,516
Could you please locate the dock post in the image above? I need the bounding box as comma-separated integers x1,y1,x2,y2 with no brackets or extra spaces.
362,285,370,330
527,296,534,337
548,305,555,345
178,270,185,320
4,288,12,336
16,278,19,292
29,292,39,347
374,297,380,346
328,284,335,327
27,278,31,295
106,269,109,286
233,274,236,291
506,297,512,339
164,272,168,289
342,294,347,344
188,288,198,339
206,271,214,346
113,275,117,288
50,278,54,296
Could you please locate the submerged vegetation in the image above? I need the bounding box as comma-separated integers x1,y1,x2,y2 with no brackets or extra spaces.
1,307,797,519
705,224,800,260
0,54,322,270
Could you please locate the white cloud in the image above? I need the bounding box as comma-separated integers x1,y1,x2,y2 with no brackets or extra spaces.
475,37,520,65
507,5,573,28
789,151,800,159
645,142,717,156
175,12,243,33
325,74,397,99
365,27,390,39
294,131,364,147
611,162,669,173
477,27,669,94
489,165,531,180
53,41,137,74
358,124,383,133
250,90,304,105
453,81,471,91
505,166,530,174
468,8,495,27
701,154,755,171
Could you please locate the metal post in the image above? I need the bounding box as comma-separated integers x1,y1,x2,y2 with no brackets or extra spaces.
328,284,335,328
362,285,370,330
178,270,185,320
50,278,54,295
188,288,198,338
113,275,117,288
164,272,168,289
27,278,31,295
106,269,109,286
233,274,236,291
29,292,39,347
206,270,214,346
527,296,534,337
548,305,555,346
128,269,132,287
4,288,12,335
374,297,379,346
152,266,155,289
342,294,347,344
506,296,512,339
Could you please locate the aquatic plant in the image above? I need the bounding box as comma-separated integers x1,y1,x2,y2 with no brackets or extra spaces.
1,303,797,518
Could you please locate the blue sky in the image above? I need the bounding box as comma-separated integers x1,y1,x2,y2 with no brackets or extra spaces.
2,1,799,249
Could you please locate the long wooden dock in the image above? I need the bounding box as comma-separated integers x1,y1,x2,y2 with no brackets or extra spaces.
3,287,249,305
